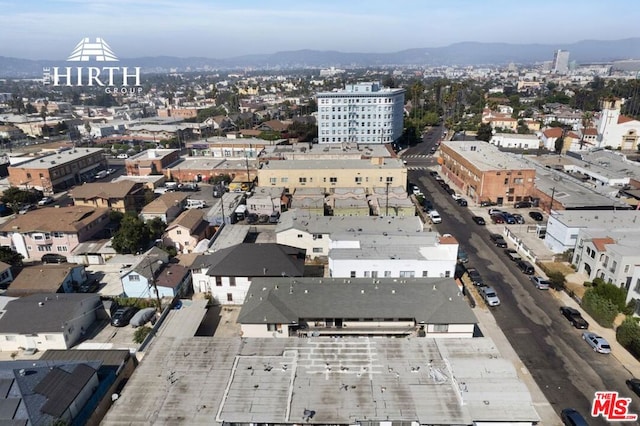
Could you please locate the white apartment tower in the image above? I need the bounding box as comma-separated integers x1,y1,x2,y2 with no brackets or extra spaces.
316,82,405,144
552,49,570,74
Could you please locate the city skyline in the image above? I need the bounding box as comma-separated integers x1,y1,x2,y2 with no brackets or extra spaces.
0,0,638,60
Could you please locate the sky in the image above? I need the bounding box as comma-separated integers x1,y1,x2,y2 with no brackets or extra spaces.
0,0,638,60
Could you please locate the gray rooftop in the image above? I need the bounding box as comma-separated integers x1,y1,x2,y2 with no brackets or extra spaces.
102,336,538,425
441,140,534,172
329,233,456,261
276,209,423,234
7,148,104,170
0,294,100,334
571,150,640,180
549,209,640,228
238,277,476,326
167,156,258,171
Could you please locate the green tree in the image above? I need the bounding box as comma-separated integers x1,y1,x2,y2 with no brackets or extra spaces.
591,279,627,311
147,217,166,241
112,214,151,254
1,187,43,212
476,123,493,142
0,246,23,267
554,136,564,154
25,103,37,114
133,326,152,344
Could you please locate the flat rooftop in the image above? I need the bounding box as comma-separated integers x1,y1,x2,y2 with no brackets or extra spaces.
441,140,534,172
260,158,404,170
102,337,539,425
549,209,640,228
168,157,258,171
7,147,104,169
276,209,424,234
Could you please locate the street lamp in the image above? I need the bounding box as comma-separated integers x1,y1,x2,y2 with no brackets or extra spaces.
148,260,164,312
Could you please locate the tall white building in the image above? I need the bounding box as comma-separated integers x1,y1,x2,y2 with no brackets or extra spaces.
316,82,405,144
552,49,570,74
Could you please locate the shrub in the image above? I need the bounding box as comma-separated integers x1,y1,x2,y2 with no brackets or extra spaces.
590,280,627,311
582,290,618,328
133,326,152,344
624,300,638,316
547,271,566,290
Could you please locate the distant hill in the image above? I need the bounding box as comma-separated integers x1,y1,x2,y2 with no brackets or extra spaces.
1,38,640,77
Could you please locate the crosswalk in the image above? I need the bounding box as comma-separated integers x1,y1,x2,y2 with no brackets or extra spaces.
407,166,431,170
401,154,432,159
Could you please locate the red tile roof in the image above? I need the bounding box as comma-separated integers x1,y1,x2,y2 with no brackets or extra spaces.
592,237,615,252
543,128,564,138
618,115,636,124
584,127,598,135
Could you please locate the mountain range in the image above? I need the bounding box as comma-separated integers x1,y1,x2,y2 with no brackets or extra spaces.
1,38,640,77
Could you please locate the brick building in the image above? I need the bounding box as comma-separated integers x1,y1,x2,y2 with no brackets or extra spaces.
7,148,106,193
439,141,536,205
124,149,181,176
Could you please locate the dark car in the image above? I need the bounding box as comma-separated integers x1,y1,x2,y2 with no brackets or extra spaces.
512,213,525,224
472,216,486,225
501,212,517,224
489,233,508,248
466,267,484,287
456,198,468,207
111,307,139,327
516,259,535,275
560,306,589,329
178,183,199,192
490,214,505,224
560,408,589,426
444,187,456,195
514,201,532,208
41,253,68,264
422,199,434,212
258,214,270,224
77,279,100,293
626,378,640,397
480,200,497,207
269,211,281,224
246,213,259,224
529,211,544,221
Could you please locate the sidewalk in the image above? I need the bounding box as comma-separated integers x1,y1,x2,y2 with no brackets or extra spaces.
473,305,561,425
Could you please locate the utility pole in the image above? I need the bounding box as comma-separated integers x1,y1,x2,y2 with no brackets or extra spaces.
385,181,390,216
149,260,164,312
549,186,556,214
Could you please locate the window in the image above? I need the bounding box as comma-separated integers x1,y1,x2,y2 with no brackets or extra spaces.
329,177,337,184
129,274,140,281
514,178,524,184
270,177,277,184
52,232,64,238
386,176,393,183
267,324,277,332
399,271,415,278
216,277,222,287
281,177,288,183
226,293,233,302
229,277,236,287
624,265,630,273
445,270,451,278
350,271,356,278
37,245,52,252
611,261,617,273
312,247,323,253
371,271,378,278
176,230,182,235
355,176,362,184
422,271,428,277
635,278,640,293
56,246,68,252
384,271,391,277
297,234,303,238
299,177,307,184
364,271,370,278
433,324,449,333
44,335,56,341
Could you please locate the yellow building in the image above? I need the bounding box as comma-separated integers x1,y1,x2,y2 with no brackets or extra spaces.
258,158,407,193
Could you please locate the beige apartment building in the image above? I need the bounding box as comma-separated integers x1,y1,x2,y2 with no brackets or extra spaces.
258,158,407,193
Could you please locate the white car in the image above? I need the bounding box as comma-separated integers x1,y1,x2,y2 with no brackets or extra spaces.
428,210,442,224
116,153,129,159
530,276,551,290
582,331,611,354
481,286,501,307
37,196,54,206
451,193,463,201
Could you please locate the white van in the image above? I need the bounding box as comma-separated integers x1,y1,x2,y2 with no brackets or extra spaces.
428,210,442,224
185,199,206,209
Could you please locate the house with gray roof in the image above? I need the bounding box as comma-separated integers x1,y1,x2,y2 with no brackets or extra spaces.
0,293,103,352
119,247,190,300
191,243,305,304
238,277,477,338
276,209,423,258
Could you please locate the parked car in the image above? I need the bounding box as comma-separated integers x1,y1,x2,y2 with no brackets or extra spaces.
490,214,505,224
456,198,468,207
178,183,199,192
258,214,270,224
18,204,36,214
626,378,640,397
530,276,551,290
560,408,589,426
529,211,544,221
512,213,525,224
269,211,281,224
41,253,67,264
111,307,139,327
428,210,442,224
422,199,434,212
501,212,517,224
77,280,99,293
466,267,484,287
480,200,497,207
488,208,503,216
582,331,611,354
451,193,463,201
489,233,508,248
457,248,469,264
504,248,521,262
481,287,501,307
514,201,532,208
444,187,456,196
246,213,259,224
130,307,157,328
472,215,486,225
560,306,589,329
116,153,129,159
37,196,54,206
516,259,535,275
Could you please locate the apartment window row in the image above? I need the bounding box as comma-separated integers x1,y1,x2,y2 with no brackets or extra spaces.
214,277,236,287
351,271,393,278
319,136,391,143
318,97,396,105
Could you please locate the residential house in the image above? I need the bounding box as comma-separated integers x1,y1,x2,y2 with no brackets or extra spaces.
120,249,190,299
0,262,13,287
191,243,305,304
439,140,536,205
0,360,101,425
254,119,290,134
139,192,189,223
0,207,111,261
290,187,325,215
247,186,287,215
539,127,581,152
70,180,147,213
325,187,369,216
489,133,540,150
6,264,87,297
0,293,103,351
481,108,518,132
275,209,423,258
162,209,213,254
329,233,458,279
237,277,478,338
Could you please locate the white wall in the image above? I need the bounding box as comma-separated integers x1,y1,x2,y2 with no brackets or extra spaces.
191,272,251,304
276,228,329,257
544,216,580,254
329,258,456,279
